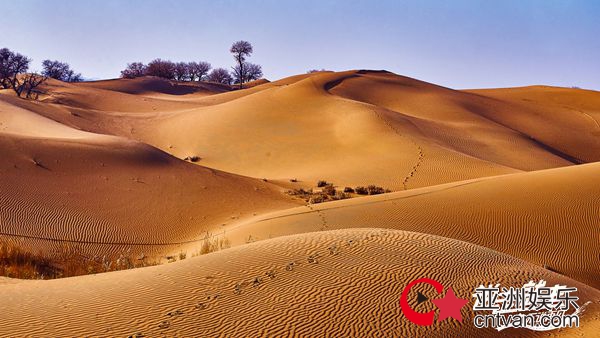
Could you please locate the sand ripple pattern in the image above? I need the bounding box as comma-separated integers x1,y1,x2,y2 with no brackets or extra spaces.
0,229,598,337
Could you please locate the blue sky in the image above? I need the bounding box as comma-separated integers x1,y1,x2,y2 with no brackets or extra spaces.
2,0,599,89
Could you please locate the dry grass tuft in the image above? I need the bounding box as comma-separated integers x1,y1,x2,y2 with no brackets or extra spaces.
0,240,158,279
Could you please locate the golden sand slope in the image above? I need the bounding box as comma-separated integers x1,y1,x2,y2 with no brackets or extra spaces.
17,71,600,192
467,86,600,164
0,229,596,337
0,96,298,259
77,76,231,96
222,162,600,289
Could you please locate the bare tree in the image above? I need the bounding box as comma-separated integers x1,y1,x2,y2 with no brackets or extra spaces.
230,40,253,89
13,73,48,99
120,62,147,78
245,63,263,82
0,48,31,90
208,68,232,85
188,61,211,81
232,62,263,85
145,59,176,79
173,62,190,81
42,60,82,82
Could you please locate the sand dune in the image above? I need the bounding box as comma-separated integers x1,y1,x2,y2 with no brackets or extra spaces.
222,162,600,289
1,69,599,336
467,86,600,164
0,96,298,260
78,76,231,96
0,229,597,337
20,70,599,193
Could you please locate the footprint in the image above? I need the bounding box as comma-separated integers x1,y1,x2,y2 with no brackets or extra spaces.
265,269,277,279
307,254,319,264
328,245,339,256
166,309,183,317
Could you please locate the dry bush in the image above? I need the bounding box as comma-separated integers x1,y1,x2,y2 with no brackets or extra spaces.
343,187,355,193
355,186,368,195
193,232,231,256
317,180,328,187
366,185,391,195
322,184,336,196
0,240,57,279
0,241,158,279
287,186,350,204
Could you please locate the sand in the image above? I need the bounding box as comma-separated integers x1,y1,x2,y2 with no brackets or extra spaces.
0,229,597,337
0,71,598,337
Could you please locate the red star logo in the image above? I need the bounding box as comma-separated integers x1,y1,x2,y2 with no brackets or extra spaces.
431,287,469,322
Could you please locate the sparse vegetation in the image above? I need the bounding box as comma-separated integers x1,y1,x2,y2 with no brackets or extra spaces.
322,184,336,196
367,185,389,195
288,182,390,202
0,240,157,279
355,186,368,195
193,232,231,256
287,184,350,204
0,240,57,279
355,185,389,195
184,155,201,162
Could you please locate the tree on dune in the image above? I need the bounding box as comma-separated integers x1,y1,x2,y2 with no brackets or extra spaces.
173,62,190,81
230,40,258,89
232,62,263,84
145,59,176,79
120,62,147,78
0,47,47,99
41,60,83,82
0,48,31,89
188,61,211,81
13,73,48,99
208,67,232,85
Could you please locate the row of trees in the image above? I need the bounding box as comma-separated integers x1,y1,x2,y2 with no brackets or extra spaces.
1,48,83,99
121,60,214,81
120,40,263,87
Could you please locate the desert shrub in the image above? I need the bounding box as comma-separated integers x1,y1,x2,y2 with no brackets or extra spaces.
367,185,386,195
322,184,336,196
0,240,57,279
196,232,230,255
308,194,327,204
287,188,311,196
343,187,355,193
290,178,298,182
0,241,158,279
184,156,200,162
333,191,351,200
355,186,368,195
317,180,329,187
179,252,187,260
